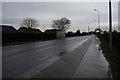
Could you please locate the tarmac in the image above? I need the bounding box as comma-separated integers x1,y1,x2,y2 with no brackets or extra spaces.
31,36,110,79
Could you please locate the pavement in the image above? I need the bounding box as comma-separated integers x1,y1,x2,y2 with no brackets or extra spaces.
72,37,109,78
2,35,110,79
31,36,109,78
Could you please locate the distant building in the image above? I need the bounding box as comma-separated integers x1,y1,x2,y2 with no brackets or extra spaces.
18,27,43,34
56,29,65,38
18,27,32,33
1,25,17,33
44,29,65,38
44,29,56,35
101,31,108,34
66,31,75,37
32,29,43,34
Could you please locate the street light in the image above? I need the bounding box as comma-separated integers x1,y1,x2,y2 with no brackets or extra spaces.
109,0,112,51
88,26,90,35
43,26,45,32
94,8,100,29
94,20,98,29
88,26,89,33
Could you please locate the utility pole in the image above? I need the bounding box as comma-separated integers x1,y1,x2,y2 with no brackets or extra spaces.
109,0,112,51
88,26,89,33
98,10,100,29
43,26,45,32
94,9,100,29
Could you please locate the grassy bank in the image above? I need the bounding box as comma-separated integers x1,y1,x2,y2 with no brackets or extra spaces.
3,38,58,46
99,37,120,80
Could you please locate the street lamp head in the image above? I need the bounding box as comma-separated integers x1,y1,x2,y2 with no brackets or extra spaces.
94,8,97,11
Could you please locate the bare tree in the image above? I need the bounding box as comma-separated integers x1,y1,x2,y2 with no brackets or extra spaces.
52,17,71,30
21,17,40,29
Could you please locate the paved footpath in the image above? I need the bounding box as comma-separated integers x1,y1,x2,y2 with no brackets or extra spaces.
31,36,110,78
72,37,109,78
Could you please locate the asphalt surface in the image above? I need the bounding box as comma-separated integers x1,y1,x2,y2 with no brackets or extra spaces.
31,36,109,78
2,35,92,78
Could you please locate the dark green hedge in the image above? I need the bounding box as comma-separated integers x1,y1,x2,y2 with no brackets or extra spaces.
2,33,56,44
99,32,120,51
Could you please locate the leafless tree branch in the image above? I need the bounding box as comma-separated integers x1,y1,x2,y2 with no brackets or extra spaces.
21,17,40,29
52,17,71,30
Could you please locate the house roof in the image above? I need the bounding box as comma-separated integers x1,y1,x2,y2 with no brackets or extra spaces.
18,27,30,31
44,29,64,32
18,27,32,33
1,25,17,33
32,29,43,33
45,29,56,31
18,27,42,34
44,29,57,34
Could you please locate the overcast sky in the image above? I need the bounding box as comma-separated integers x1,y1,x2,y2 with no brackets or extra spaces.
2,1,118,32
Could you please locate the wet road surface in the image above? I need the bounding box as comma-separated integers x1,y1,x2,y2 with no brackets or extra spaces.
2,36,92,78
31,36,109,78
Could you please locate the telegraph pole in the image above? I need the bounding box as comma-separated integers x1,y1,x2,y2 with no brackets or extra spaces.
88,26,89,34
94,8,100,29
109,0,112,51
43,26,45,32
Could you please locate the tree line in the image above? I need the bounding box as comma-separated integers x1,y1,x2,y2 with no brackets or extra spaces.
21,17,71,30
3,17,91,45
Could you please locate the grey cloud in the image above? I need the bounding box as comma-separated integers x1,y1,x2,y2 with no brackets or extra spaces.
2,2,118,32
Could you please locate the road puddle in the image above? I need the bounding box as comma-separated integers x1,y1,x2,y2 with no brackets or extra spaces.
58,52,67,57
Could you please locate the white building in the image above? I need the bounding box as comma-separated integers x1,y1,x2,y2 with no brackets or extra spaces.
56,29,66,38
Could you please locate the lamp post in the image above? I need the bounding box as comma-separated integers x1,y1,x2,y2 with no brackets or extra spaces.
88,26,89,33
94,8,100,29
94,20,98,29
88,26,90,35
109,0,112,51
43,26,45,32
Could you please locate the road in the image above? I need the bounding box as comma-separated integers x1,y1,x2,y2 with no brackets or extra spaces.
2,35,93,78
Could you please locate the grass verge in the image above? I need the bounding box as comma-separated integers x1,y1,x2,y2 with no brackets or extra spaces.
2,38,58,46
99,37,120,80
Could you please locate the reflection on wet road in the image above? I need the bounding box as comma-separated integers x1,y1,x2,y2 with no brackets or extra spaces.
2,36,92,78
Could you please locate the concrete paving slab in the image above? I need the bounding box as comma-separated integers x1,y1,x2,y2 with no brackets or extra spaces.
72,37,109,78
